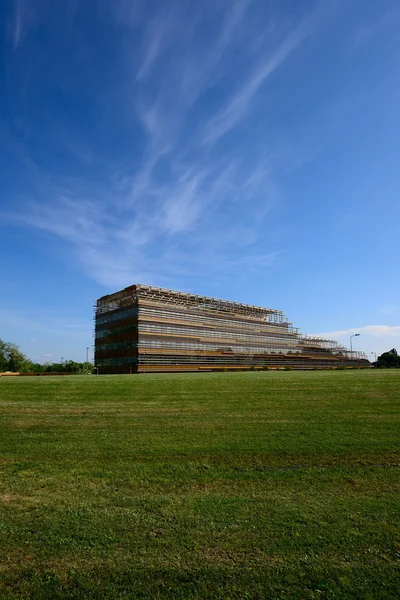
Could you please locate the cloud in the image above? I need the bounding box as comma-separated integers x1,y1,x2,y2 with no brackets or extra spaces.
10,0,79,49
11,0,45,50
11,0,30,49
3,1,334,290
3,149,277,289
314,325,400,339
127,0,258,180
161,170,204,234
135,8,177,81
202,3,332,145
310,325,400,358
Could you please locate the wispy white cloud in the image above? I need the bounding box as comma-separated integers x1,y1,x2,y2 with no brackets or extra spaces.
135,9,177,81
3,1,336,291
160,170,204,234
202,4,331,145
10,0,78,49
128,0,261,164
11,0,22,48
4,151,276,289
10,0,34,49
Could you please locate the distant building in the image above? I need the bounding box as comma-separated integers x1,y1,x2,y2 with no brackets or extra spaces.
94,284,369,374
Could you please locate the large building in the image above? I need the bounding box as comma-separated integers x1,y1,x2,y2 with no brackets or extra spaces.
94,284,369,373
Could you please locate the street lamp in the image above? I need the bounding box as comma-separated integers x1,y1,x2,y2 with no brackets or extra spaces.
350,333,360,352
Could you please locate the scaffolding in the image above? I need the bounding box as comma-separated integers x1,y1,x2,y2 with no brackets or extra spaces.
96,284,288,322
94,284,369,373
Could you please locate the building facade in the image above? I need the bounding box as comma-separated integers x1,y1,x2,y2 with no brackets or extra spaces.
94,284,369,373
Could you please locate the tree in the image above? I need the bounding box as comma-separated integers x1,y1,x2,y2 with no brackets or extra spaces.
376,348,400,369
0,339,30,372
0,339,93,374
42,360,93,374
28,362,46,373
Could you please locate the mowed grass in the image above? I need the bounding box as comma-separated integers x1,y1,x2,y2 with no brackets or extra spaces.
0,370,399,599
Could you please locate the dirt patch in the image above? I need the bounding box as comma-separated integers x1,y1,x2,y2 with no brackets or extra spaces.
0,492,24,504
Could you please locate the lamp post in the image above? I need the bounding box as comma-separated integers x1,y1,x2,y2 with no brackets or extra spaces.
350,333,360,353
86,347,89,363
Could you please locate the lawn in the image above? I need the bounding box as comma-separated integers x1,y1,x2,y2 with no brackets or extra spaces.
0,370,399,599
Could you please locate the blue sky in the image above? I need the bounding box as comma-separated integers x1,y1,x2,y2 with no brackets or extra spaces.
1,0,399,363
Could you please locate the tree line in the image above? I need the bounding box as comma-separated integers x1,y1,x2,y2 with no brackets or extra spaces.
0,338,93,374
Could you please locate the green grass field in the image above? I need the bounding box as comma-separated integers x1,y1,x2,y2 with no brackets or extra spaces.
1,370,399,599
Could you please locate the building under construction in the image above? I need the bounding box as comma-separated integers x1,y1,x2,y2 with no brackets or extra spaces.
94,284,369,373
